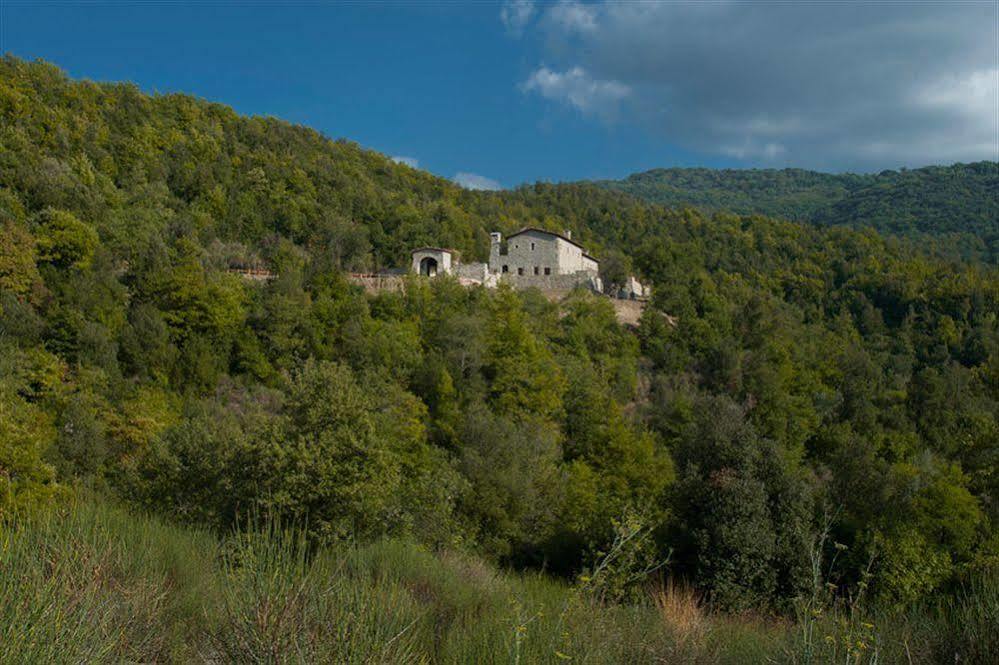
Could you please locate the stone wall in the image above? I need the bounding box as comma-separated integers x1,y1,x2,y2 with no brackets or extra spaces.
499,271,602,292
455,262,499,287
347,274,406,294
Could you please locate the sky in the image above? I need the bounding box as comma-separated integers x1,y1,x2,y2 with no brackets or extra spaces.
2,1,997,190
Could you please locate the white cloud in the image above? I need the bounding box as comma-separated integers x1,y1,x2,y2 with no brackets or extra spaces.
454,172,503,191
721,140,786,161
523,66,630,117
514,2,999,169
915,68,998,120
391,155,419,168
500,0,535,36
547,0,597,34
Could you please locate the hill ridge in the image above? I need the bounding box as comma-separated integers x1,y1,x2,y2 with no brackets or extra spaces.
593,161,999,241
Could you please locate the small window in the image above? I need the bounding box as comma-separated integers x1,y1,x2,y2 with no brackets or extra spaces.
517,267,524,276
544,267,551,275
533,266,539,275
502,265,509,273
531,242,536,250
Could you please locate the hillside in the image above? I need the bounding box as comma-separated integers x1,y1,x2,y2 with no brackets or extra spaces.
595,163,999,247
2,55,998,631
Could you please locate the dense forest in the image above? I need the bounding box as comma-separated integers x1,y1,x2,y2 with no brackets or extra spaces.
1,57,997,660
595,164,999,262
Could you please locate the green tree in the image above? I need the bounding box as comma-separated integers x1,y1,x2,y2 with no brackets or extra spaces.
0,213,42,302
483,289,565,420
457,405,563,558
33,208,99,269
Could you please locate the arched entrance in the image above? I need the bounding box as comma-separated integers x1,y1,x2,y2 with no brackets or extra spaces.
419,256,439,276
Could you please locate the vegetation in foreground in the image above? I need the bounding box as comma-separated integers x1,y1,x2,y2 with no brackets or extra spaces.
2,500,995,664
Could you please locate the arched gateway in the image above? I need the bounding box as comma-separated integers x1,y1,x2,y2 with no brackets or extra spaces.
419,256,438,276
411,248,454,277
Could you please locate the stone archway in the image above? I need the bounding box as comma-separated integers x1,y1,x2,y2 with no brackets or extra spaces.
419,256,439,276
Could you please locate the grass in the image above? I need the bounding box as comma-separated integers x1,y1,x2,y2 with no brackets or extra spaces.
1,500,994,664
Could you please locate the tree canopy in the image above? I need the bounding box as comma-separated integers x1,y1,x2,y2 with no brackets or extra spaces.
595,163,999,263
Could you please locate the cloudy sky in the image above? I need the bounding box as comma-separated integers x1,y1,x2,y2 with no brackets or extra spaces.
4,1,996,187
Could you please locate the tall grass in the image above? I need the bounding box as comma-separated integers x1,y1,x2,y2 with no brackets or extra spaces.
1,501,994,663
0,500,220,663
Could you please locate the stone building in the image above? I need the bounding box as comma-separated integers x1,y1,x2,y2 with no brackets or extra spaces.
488,228,599,278
487,228,602,292
409,228,602,292
410,247,454,276
387,230,650,326
410,247,499,287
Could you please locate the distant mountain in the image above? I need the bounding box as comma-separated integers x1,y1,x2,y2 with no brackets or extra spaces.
595,162,999,240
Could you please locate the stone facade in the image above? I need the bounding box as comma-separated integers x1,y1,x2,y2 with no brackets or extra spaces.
488,228,599,278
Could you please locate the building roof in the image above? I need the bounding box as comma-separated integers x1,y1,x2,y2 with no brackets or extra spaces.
410,246,456,255
506,227,599,263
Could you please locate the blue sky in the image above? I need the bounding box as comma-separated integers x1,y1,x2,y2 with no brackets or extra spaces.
3,1,996,190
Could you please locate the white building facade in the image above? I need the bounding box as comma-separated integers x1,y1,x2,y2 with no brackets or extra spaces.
410,247,454,276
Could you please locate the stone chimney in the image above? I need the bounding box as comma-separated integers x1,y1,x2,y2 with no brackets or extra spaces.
564,229,572,240
490,232,502,244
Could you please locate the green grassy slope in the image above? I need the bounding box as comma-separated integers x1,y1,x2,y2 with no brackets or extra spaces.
2,500,995,664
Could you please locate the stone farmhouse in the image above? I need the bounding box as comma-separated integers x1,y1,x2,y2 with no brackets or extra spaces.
411,228,606,293
344,227,650,325
489,228,599,280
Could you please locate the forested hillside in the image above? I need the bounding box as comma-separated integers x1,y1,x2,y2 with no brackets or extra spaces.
2,54,997,629
595,164,998,260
